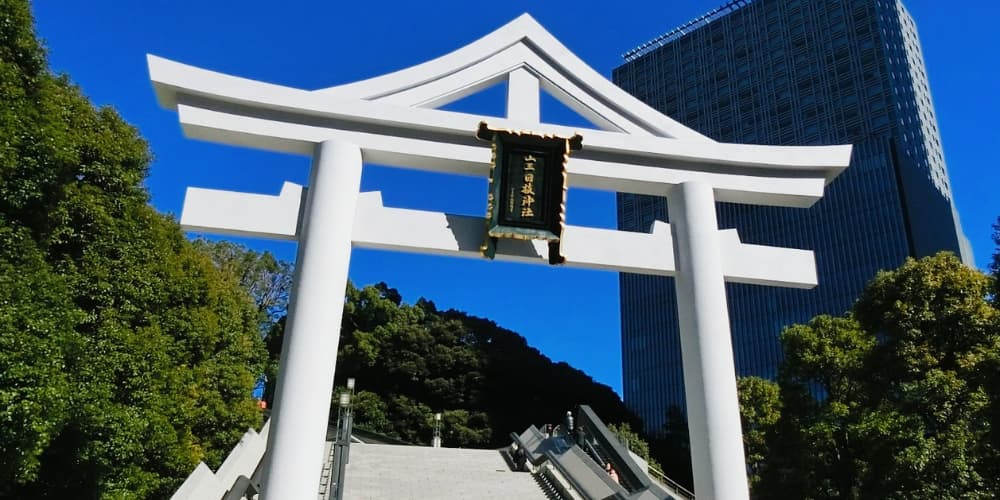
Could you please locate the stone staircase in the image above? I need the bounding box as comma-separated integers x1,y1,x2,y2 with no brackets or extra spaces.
318,440,335,499
341,444,550,500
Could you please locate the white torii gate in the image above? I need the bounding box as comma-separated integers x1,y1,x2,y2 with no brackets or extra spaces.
149,14,849,500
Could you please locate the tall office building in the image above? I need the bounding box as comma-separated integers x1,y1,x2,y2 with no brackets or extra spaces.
613,0,972,432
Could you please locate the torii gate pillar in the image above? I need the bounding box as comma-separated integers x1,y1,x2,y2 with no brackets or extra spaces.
261,140,362,500
670,181,749,500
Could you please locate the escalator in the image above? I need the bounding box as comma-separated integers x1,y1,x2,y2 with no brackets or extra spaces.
509,405,694,500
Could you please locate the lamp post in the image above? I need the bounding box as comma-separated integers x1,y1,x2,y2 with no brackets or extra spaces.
331,380,355,500
432,412,442,448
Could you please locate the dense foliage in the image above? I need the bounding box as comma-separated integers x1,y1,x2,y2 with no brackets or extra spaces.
737,376,780,491
992,217,1000,302
192,238,292,329
0,2,265,497
739,252,1000,499
264,281,643,448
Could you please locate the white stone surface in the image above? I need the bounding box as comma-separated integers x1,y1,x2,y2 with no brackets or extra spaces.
181,182,302,240
148,14,851,208
260,140,362,500
171,421,269,500
342,444,548,500
506,67,540,123
669,182,749,500
173,102,831,206
182,187,818,289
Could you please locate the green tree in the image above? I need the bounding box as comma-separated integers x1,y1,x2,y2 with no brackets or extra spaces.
760,315,873,499
737,376,780,491
608,422,662,472
192,238,293,327
0,1,266,497
853,253,997,498
194,239,294,412
991,217,1000,303
439,409,492,447
755,253,1000,499
0,227,81,487
985,220,1000,496
349,390,392,435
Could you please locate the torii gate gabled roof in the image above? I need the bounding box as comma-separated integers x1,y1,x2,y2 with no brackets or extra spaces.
313,13,710,141
148,13,851,208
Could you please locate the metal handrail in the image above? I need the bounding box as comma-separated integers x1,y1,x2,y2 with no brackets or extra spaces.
576,405,651,492
579,437,643,494
646,465,695,500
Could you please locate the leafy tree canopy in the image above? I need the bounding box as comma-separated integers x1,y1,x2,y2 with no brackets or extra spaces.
0,1,266,497
192,238,292,328
737,376,780,491
743,252,1000,500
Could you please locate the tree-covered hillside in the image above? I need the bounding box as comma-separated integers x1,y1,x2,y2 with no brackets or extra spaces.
259,281,643,448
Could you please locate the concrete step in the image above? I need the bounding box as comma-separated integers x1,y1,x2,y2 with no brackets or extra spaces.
341,444,550,500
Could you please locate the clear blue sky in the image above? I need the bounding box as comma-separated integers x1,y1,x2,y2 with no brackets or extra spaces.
32,1,1000,396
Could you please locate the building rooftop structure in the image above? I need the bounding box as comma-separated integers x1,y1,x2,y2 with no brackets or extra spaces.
623,0,756,62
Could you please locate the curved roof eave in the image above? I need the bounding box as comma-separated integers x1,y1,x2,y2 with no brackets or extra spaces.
314,13,714,142
148,54,850,182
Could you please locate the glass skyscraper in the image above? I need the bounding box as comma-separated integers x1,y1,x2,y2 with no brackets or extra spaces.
613,0,972,433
